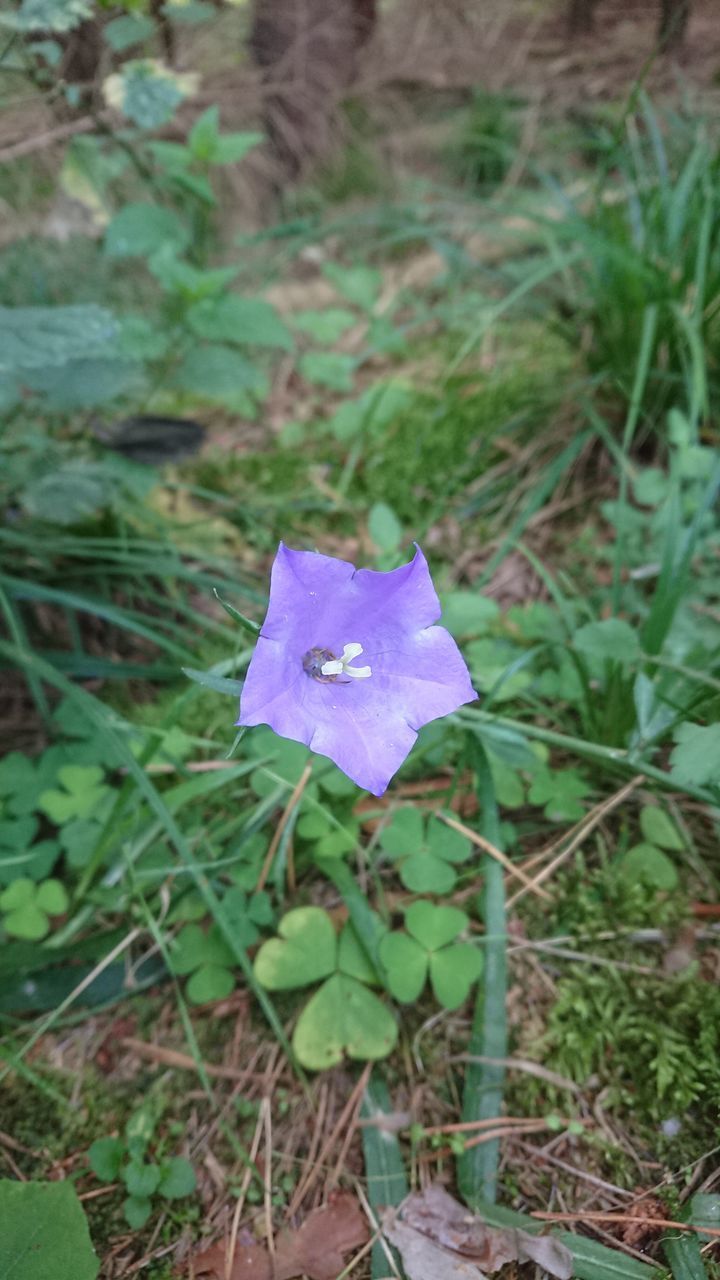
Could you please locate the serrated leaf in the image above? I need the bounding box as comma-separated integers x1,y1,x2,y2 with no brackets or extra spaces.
187,295,292,349
24,357,143,410
10,0,92,32
323,262,381,310
105,202,189,258
103,59,197,130
170,344,266,404
298,351,355,391
253,907,337,990
291,308,356,343
293,973,397,1070
0,304,116,375
0,1179,99,1278
103,13,155,51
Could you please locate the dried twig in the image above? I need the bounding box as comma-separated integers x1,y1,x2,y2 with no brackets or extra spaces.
438,811,552,900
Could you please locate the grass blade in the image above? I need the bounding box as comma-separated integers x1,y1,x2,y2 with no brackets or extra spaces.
361,1073,409,1280
457,737,507,1204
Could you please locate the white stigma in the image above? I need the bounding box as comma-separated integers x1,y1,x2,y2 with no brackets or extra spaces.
321,642,372,680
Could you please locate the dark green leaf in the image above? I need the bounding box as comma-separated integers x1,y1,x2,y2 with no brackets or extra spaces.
0,1179,99,1279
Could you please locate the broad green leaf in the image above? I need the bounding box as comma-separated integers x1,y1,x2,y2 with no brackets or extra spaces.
170,345,266,404
123,1161,161,1198
670,723,720,789
39,765,110,824
379,931,427,1003
338,920,381,986
0,754,39,816
368,502,402,553
105,203,189,258
639,806,683,850
399,852,457,894
425,816,472,864
123,1195,152,1229
573,618,641,666
253,907,337,990
9,0,92,32
291,308,356,343
323,262,382,310
405,901,468,951
157,1156,196,1199
88,1136,125,1182
429,943,483,1009
0,878,35,910
23,357,143,410
440,591,500,638
0,1179,99,1279
187,296,292,349
618,843,679,890
378,807,424,855
187,964,236,1004
103,13,155,51
0,304,116,375
149,251,237,299
188,107,260,164
293,973,397,1070
21,462,115,524
298,352,355,391
527,767,588,822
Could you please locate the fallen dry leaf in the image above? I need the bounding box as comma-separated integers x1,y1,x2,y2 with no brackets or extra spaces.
382,1184,572,1280
193,1191,368,1280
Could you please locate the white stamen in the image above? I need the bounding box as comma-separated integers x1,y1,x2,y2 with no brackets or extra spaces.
321,642,372,680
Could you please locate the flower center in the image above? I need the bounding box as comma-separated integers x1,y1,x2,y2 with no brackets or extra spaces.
302,642,372,682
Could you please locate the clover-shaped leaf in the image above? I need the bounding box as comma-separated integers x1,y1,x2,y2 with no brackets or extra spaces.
0,816,59,884
670,723,720,790
253,906,337,990
0,876,68,939
169,923,236,1005
379,901,483,1010
254,909,394,1069
293,973,397,1070
616,843,678,891
39,765,112,825
527,767,588,822
379,809,472,893
0,752,44,816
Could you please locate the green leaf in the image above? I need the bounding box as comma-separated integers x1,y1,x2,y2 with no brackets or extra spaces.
0,754,40,816
323,262,381,310
182,667,244,697
3,901,48,940
104,203,189,258
88,1136,125,1183
188,107,260,164
291,308,356,343
293,973,397,1070
440,592,500,638
338,921,381,986
0,304,116,376
9,0,92,32
104,59,197,129
429,943,483,1009
378,806,424,855
670,723,720,789
298,351,355,391
170,345,266,405
169,924,234,976
360,1077,409,1279
23,358,143,410
253,907,337,991
573,618,641,666
379,932,427,1003
20,462,116,525
187,963,235,1003
187,296,292,349
0,1178,99,1278
618,844,679,890
663,1232,709,1280
639,805,683,850
405,901,468,951
34,879,68,915
149,251,237,299
123,1195,152,1229
123,1160,161,1198
399,852,457,894
368,502,402,553
103,13,155,51
0,877,34,911
527,767,588,822
157,1156,196,1199
425,816,472,864
39,765,110,824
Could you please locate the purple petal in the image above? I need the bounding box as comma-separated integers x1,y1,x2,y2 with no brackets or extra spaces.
239,542,477,795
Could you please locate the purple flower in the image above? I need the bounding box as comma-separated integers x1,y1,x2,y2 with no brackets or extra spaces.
238,543,477,796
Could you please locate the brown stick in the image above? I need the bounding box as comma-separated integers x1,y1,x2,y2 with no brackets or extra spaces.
531,1210,720,1239
256,761,313,892
120,1037,267,1082
438,812,552,900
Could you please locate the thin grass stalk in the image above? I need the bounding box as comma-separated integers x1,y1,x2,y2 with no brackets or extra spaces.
457,738,507,1204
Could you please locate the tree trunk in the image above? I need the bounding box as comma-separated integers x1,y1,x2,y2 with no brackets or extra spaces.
248,0,377,182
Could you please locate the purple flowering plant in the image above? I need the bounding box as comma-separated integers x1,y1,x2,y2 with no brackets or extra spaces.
238,542,477,795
